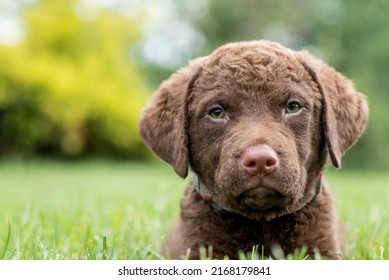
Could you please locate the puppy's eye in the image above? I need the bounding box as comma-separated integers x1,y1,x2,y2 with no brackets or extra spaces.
285,101,301,114
209,106,225,119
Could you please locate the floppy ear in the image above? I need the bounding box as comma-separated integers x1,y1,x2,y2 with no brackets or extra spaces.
138,57,207,178
298,51,368,168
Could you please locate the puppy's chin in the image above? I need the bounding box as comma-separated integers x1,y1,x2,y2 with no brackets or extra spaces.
237,187,292,212
227,202,299,222
220,187,293,220
212,169,308,220
215,183,306,221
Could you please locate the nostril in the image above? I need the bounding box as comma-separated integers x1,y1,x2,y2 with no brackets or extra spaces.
265,158,277,167
243,158,256,168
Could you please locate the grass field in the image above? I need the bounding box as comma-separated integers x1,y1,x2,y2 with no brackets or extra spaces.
0,160,388,260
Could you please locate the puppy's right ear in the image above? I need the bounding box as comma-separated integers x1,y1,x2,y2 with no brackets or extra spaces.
139,57,207,178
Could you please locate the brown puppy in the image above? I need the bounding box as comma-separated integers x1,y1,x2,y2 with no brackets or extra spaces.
139,41,368,259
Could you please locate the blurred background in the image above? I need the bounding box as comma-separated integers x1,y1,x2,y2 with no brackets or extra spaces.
0,0,388,170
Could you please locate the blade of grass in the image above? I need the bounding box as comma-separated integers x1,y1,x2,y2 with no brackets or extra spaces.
102,236,108,260
1,221,11,260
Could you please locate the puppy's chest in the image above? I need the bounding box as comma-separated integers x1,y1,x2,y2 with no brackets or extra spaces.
186,194,321,248
221,212,299,244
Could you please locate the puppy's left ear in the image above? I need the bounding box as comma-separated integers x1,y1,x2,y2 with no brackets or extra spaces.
297,51,368,168
138,57,207,178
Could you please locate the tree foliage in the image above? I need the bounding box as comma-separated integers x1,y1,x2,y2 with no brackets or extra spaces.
0,0,387,169
0,0,148,158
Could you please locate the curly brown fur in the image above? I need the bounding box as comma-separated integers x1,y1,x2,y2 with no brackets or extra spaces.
139,41,368,259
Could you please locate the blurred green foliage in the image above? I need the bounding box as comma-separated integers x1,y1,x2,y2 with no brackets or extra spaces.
0,0,148,159
0,0,388,169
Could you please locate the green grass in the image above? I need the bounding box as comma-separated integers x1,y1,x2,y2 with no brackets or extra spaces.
0,160,388,260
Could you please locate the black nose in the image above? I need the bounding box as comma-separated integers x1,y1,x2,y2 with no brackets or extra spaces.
241,145,279,176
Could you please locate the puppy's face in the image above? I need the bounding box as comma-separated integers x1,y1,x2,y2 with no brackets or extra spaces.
187,46,325,220
139,41,368,221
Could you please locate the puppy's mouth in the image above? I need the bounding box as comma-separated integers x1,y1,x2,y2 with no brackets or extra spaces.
236,186,291,212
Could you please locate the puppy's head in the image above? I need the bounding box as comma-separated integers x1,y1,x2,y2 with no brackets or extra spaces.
139,41,368,220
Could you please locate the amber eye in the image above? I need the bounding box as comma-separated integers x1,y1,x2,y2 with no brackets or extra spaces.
209,106,225,119
285,101,301,114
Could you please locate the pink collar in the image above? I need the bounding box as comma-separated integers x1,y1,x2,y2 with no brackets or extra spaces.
193,173,223,210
